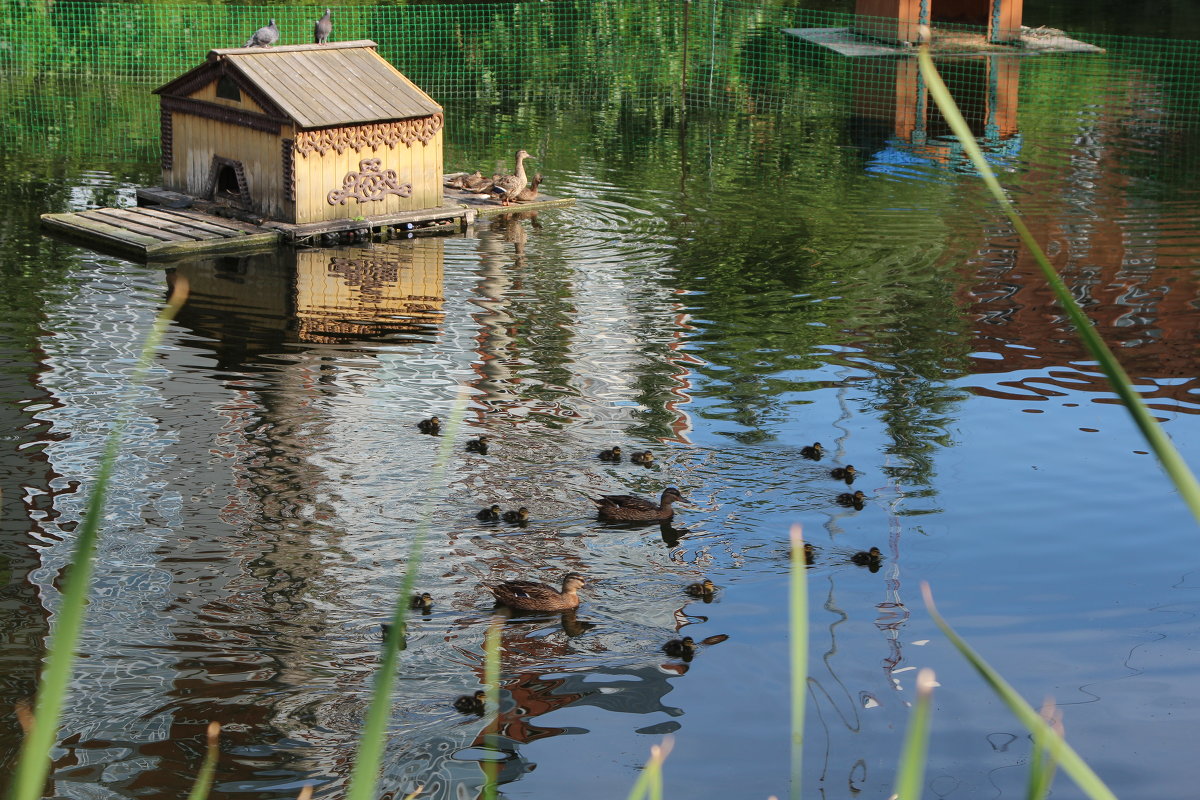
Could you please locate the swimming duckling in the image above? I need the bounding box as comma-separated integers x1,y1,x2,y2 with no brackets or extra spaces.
466,435,489,454
850,547,883,569
800,442,825,460
454,690,487,715
476,504,502,521
804,542,817,565
502,506,530,524
630,450,655,464
836,490,866,509
599,446,623,462
684,579,717,598
830,464,857,483
417,416,441,434
662,636,698,660
410,592,433,611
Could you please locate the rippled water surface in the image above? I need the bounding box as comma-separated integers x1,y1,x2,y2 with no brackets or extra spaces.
2,18,1200,800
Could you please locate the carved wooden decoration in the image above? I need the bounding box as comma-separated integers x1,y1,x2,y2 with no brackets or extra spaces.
161,110,173,171
327,159,413,205
295,114,444,157
281,138,295,202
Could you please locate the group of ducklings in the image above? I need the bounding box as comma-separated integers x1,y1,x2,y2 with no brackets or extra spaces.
598,445,655,464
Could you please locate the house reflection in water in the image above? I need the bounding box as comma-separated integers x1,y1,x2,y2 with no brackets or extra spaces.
853,54,1021,175
168,237,446,359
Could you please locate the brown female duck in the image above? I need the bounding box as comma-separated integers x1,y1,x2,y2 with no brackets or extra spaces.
513,173,543,203
487,149,532,206
486,572,586,612
592,487,686,521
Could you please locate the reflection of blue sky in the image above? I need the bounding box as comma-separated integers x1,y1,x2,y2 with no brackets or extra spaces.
867,135,1024,180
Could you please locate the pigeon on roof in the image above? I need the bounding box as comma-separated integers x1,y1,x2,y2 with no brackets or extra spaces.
244,19,279,48
314,9,332,45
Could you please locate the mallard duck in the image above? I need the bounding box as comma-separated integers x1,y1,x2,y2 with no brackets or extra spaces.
662,636,697,659
850,547,883,568
417,416,441,434
836,490,866,509
487,149,532,206
684,579,717,598
599,446,622,462
831,465,857,482
486,572,586,612
466,435,489,454
476,504,501,521
454,690,486,715
502,506,529,524
630,450,655,464
512,173,543,203
800,442,824,460
410,592,433,611
593,487,686,521
447,171,486,190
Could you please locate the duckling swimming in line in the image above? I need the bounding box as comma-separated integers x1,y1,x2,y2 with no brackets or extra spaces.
800,442,824,460
476,504,501,521
630,450,655,464
454,690,486,715
466,436,489,454
410,592,433,611
662,636,697,659
850,547,883,570
502,506,530,524
417,416,441,434
804,542,817,565
831,464,857,483
685,579,717,598
836,490,866,509
599,446,623,462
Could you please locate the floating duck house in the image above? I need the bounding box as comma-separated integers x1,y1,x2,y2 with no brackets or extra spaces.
854,0,1023,45
153,40,445,226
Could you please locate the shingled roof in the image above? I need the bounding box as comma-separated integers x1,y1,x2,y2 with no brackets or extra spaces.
154,40,442,129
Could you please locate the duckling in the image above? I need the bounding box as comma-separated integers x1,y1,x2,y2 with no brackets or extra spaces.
486,572,586,612
830,464,857,483
454,690,487,715
466,435,489,454
476,504,502,521
662,636,698,660
836,490,866,509
599,446,623,462
501,506,530,524
684,579,717,598
630,450,655,464
800,442,825,460
850,547,883,569
410,592,433,611
417,416,441,434
804,542,817,565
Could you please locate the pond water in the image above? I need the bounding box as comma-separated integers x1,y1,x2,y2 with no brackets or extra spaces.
2,6,1200,800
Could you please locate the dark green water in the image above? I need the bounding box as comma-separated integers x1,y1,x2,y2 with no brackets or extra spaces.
2,3,1199,799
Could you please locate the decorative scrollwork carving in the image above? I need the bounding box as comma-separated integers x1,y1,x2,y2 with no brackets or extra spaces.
295,114,444,157
327,159,413,205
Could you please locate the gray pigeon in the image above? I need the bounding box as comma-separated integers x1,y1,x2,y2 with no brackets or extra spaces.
244,19,278,48
314,9,332,45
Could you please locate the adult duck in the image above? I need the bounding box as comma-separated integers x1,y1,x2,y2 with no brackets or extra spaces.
513,173,543,203
487,149,532,206
486,572,586,612
592,487,685,521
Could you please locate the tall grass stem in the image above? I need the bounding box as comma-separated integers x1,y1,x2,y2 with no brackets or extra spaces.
789,524,809,800
891,669,936,800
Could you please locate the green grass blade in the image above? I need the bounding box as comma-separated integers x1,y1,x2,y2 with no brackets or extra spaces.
917,39,1200,524
482,617,502,800
10,280,189,800
789,524,809,800
892,669,937,800
624,739,673,800
921,583,1117,800
346,392,469,800
187,722,221,800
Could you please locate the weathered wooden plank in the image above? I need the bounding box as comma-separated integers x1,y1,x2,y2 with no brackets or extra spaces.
114,206,240,238
210,40,378,57
145,231,280,259
41,213,157,257
156,207,265,234
84,208,197,242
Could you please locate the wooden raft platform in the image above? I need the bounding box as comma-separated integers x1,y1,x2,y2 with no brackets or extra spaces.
442,174,576,218
41,206,280,260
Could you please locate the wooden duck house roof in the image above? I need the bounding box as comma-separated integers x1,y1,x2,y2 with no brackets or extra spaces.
154,40,442,129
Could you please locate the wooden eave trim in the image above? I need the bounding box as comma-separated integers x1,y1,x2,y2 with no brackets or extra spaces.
160,95,288,135
154,60,290,120
207,39,379,58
